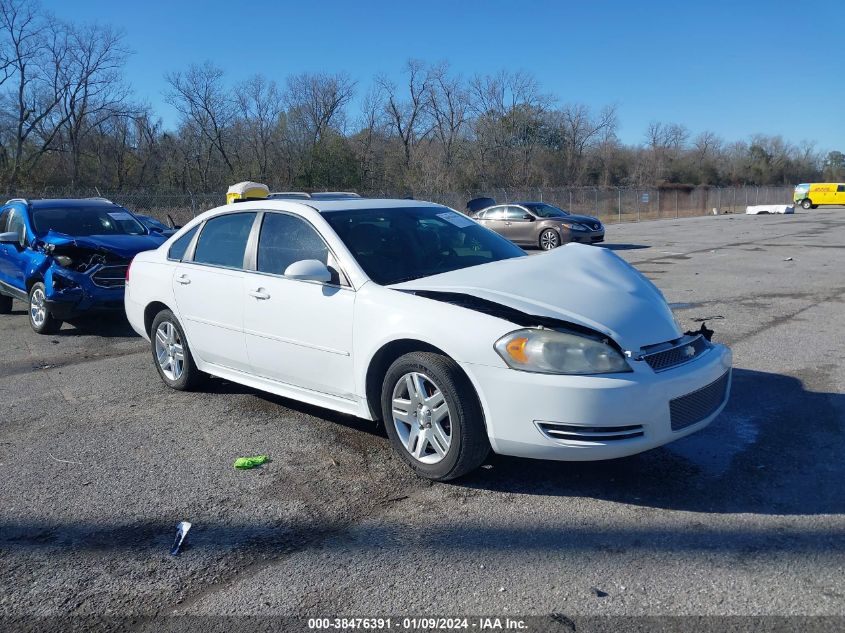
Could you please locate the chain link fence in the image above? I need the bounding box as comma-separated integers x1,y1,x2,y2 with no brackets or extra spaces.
7,185,795,227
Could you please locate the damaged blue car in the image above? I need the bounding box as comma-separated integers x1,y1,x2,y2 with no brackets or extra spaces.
0,198,167,333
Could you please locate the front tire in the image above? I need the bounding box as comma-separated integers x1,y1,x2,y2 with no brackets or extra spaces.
381,351,489,481
0,294,12,314
539,228,561,250
28,283,62,334
801,199,812,210
150,309,203,390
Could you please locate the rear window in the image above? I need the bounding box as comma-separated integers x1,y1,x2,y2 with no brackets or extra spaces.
192,213,256,269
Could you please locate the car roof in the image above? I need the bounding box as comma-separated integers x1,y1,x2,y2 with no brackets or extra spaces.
24,198,123,209
232,197,445,214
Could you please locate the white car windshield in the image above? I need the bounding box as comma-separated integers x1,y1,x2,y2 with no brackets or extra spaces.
323,206,526,285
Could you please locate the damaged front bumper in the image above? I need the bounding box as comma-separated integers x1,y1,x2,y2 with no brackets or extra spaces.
43,263,127,319
460,340,732,461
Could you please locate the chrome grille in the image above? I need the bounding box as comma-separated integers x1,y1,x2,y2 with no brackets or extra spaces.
91,265,128,288
670,370,730,431
537,422,644,443
641,335,710,372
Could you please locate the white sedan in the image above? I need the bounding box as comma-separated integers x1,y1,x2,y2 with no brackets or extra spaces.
125,198,732,480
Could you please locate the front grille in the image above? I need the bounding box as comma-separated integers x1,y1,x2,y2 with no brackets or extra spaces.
91,265,128,288
670,370,730,431
641,335,710,372
537,422,644,443
590,222,602,231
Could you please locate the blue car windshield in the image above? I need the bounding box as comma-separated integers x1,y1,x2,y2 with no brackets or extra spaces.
323,206,526,285
31,206,147,237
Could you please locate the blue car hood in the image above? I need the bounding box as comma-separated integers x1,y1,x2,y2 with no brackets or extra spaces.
40,231,166,259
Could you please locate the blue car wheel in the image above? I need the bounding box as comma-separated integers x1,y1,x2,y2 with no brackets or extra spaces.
28,282,62,334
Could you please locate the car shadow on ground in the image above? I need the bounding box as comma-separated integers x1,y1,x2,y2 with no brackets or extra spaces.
205,367,844,516
597,243,651,251
58,316,140,338
460,368,844,516
207,377,385,439
3,370,843,558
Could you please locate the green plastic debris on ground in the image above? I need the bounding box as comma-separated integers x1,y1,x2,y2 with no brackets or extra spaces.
234,455,268,470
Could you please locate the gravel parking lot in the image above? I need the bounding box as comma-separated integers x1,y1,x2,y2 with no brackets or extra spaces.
1,208,843,629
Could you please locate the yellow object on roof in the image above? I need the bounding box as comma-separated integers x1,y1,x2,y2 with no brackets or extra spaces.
226,181,269,204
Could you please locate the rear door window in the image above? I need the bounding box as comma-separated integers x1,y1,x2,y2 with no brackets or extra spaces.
192,213,256,269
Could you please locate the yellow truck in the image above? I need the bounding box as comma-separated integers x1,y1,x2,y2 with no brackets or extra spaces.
793,183,845,209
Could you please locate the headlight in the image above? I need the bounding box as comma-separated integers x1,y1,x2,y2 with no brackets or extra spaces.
494,328,631,375
562,222,588,231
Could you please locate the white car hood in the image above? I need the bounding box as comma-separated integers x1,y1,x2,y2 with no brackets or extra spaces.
391,243,681,351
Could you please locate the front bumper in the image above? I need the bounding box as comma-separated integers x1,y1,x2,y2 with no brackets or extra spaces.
44,266,126,319
570,229,605,244
461,343,732,461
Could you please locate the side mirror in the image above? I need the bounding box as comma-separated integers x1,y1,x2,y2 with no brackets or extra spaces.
284,259,332,283
148,226,164,234
523,214,534,221
0,231,20,244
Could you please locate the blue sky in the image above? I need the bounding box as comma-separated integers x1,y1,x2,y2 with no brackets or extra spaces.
42,0,843,152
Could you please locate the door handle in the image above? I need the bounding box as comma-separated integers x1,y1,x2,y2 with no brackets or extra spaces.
175,274,191,285
248,289,270,300
504,222,512,225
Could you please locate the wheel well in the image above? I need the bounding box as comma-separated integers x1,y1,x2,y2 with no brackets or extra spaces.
143,301,171,336
25,276,42,293
365,339,451,421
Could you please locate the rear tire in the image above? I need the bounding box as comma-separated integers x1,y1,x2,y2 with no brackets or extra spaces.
381,351,489,481
801,199,812,210
0,294,12,314
28,283,62,334
150,309,203,390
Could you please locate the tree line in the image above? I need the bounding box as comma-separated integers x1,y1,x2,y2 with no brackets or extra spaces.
1,0,842,196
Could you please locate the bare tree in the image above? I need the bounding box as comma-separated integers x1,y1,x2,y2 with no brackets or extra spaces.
0,0,76,190
554,103,617,184
165,61,236,174
377,59,433,170
58,22,131,185
284,71,355,186
469,70,552,186
351,86,385,190
427,63,468,173
236,74,283,182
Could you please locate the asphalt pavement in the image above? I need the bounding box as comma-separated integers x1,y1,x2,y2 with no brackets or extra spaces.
1,208,843,629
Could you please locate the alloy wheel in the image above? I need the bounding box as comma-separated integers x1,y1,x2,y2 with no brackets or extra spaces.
391,371,452,464
540,230,560,250
155,321,185,381
30,288,46,327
